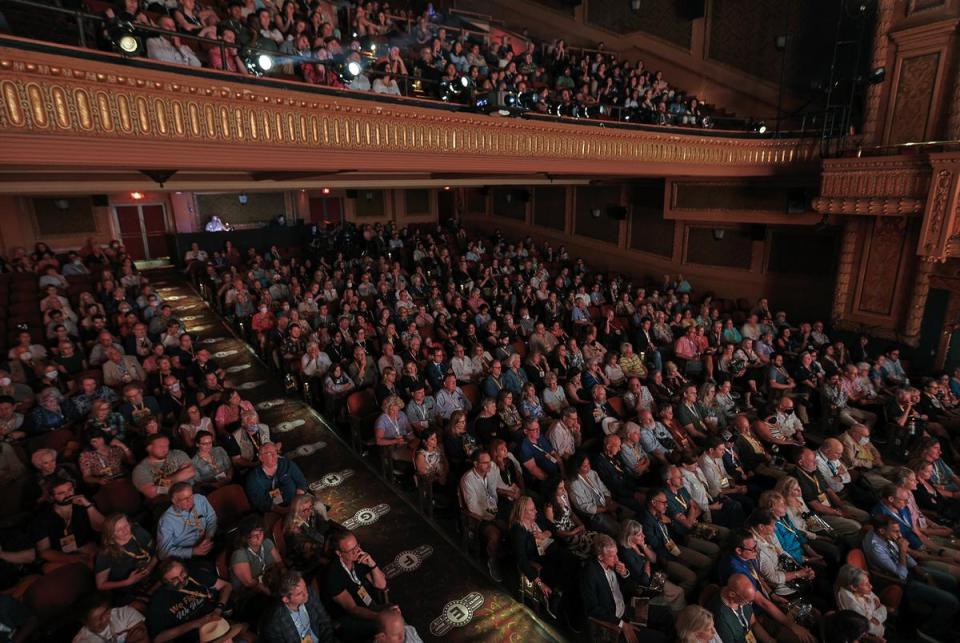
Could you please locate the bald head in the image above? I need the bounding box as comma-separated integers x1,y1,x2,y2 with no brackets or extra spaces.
821,437,843,460
727,573,756,603
374,608,406,643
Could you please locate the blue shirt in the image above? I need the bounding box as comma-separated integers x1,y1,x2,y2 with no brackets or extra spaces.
517,435,559,476
157,494,218,559
774,518,806,563
245,458,308,513
862,529,915,581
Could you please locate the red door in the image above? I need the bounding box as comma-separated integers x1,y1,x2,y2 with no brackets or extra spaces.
142,204,171,259
116,206,147,261
115,204,170,260
309,197,343,225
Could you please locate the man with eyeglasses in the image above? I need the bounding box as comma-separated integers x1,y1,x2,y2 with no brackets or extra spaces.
323,531,391,641
147,558,233,643
640,490,712,597
156,482,217,560
718,532,816,643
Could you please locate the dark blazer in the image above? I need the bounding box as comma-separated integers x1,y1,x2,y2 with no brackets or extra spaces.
592,451,635,499
639,509,677,563
581,558,624,624
260,589,335,643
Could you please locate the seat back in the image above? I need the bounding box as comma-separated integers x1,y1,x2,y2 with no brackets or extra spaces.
23,562,94,620
845,548,867,570
205,484,252,533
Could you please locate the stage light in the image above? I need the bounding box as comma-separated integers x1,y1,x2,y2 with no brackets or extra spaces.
131,192,143,200
244,51,275,76
518,91,540,110
321,188,331,195
753,121,767,134
868,67,886,84
443,186,451,191
109,20,143,56
238,193,249,205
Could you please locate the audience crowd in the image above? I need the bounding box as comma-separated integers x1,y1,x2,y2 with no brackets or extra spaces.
0,213,959,643
83,0,714,126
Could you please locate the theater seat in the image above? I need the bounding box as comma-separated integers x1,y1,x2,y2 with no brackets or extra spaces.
206,484,253,535
93,479,143,516
23,562,93,620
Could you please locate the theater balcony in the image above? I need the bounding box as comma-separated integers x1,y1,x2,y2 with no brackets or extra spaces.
0,35,818,179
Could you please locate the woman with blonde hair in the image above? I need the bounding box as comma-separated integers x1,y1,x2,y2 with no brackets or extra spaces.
617,519,686,614
675,604,720,642
282,494,339,580
94,513,156,605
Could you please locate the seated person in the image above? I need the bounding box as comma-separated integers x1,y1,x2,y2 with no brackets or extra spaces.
156,482,217,560
261,570,335,643
224,410,272,471
244,441,308,513
516,418,561,492
230,517,283,618
131,434,195,501
323,530,390,642
33,475,103,572
191,431,233,492
640,490,713,598
459,450,511,581
94,513,157,605
282,494,341,579
834,565,887,642
147,558,233,643
73,592,148,643
568,452,621,537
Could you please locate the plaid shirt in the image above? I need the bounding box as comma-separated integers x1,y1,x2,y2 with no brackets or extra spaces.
260,589,334,643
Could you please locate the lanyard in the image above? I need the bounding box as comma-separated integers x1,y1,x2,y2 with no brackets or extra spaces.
177,576,212,600
671,489,688,510
735,605,750,629
578,474,605,503
119,536,150,562
798,469,823,496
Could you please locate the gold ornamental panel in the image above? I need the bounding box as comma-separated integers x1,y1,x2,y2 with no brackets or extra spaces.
0,48,818,169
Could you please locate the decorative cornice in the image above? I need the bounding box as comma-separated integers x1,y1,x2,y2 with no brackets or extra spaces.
819,156,931,200
812,196,924,216
0,46,818,173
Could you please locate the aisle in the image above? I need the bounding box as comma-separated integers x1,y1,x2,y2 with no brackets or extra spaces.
150,271,566,643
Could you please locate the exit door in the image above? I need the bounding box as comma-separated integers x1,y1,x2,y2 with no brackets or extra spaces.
115,204,170,260
309,197,343,225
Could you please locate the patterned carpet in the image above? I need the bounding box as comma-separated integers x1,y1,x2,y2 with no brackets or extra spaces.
150,271,568,643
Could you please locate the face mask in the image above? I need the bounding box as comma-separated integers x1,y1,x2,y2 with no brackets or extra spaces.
169,384,180,393
0,378,10,387
45,371,58,380
246,423,259,433
859,437,870,446
18,353,31,362
259,307,267,314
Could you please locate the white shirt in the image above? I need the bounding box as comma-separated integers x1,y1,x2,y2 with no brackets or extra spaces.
569,470,611,515
548,419,579,458
816,450,850,493
603,565,626,619
698,453,731,498
460,466,508,519
772,411,804,439
73,606,144,643
301,351,332,377
836,587,886,637
450,356,479,382
680,467,712,519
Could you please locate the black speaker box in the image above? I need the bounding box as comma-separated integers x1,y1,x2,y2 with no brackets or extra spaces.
345,190,358,199
607,205,628,220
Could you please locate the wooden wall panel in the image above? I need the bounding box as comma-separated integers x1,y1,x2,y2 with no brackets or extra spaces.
354,190,387,218
888,53,941,144
492,188,528,220
857,217,909,315
405,189,431,216
33,197,96,236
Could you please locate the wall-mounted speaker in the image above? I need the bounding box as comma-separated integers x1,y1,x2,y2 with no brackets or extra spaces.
345,190,358,199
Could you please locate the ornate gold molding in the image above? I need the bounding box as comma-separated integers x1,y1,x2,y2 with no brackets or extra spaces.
0,45,818,172
812,196,924,216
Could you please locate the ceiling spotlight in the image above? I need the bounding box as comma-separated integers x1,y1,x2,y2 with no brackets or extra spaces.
443,186,451,191
109,20,143,56
867,67,886,84
131,192,143,200
321,188,331,195
753,121,767,134
238,193,249,205
346,60,363,78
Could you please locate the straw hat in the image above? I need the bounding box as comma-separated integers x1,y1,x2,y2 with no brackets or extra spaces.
198,618,244,643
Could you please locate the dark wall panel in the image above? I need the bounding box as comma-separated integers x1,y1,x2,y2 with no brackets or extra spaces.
685,226,752,268
354,190,386,218
533,187,566,230
574,186,621,244
405,189,431,215
33,197,96,236
767,227,839,276
586,0,692,48
492,188,528,220
630,182,674,257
